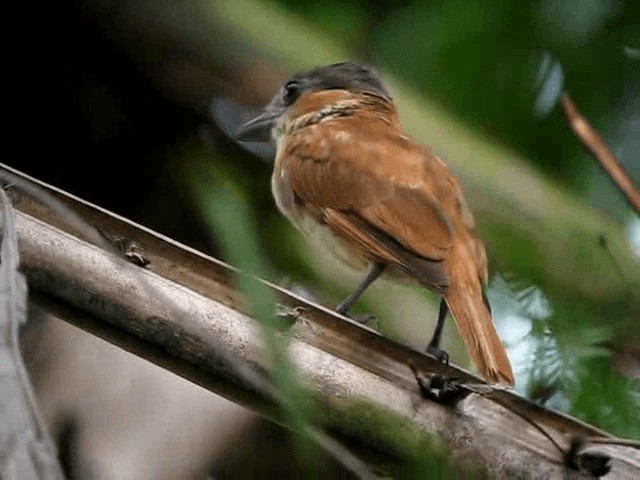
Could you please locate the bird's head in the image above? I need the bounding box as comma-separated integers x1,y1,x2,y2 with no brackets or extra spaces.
236,61,391,143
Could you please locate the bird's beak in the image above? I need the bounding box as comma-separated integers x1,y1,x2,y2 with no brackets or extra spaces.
236,110,279,142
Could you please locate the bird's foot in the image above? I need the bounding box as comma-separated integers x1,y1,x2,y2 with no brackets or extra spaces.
335,303,378,328
338,310,379,329
426,344,449,365
350,313,378,328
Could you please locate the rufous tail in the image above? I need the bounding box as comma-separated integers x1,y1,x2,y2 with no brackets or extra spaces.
444,267,514,385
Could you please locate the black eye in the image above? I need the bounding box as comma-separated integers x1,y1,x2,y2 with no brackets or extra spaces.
282,80,301,105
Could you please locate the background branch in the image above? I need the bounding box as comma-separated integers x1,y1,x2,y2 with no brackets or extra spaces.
560,92,640,216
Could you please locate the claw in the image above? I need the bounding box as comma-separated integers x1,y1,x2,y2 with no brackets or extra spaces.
426,344,449,365
351,313,378,328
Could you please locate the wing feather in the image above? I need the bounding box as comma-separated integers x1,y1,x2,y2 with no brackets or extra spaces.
282,123,456,262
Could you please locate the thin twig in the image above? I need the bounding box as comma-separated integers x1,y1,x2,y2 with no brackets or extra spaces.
560,92,640,216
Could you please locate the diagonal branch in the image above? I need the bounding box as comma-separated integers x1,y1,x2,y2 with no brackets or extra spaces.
2,162,640,477
560,92,640,216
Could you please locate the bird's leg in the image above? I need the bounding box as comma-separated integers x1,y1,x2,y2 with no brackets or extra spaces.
426,299,449,364
336,263,385,322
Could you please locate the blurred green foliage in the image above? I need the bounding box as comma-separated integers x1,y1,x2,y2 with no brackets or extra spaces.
186,150,322,467
489,276,640,438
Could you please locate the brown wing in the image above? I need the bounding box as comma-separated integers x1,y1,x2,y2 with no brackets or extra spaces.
323,208,451,291
281,118,459,286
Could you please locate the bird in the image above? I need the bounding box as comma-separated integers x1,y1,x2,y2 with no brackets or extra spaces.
236,61,514,385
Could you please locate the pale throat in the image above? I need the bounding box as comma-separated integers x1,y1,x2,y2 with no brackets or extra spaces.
270,98,359,143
